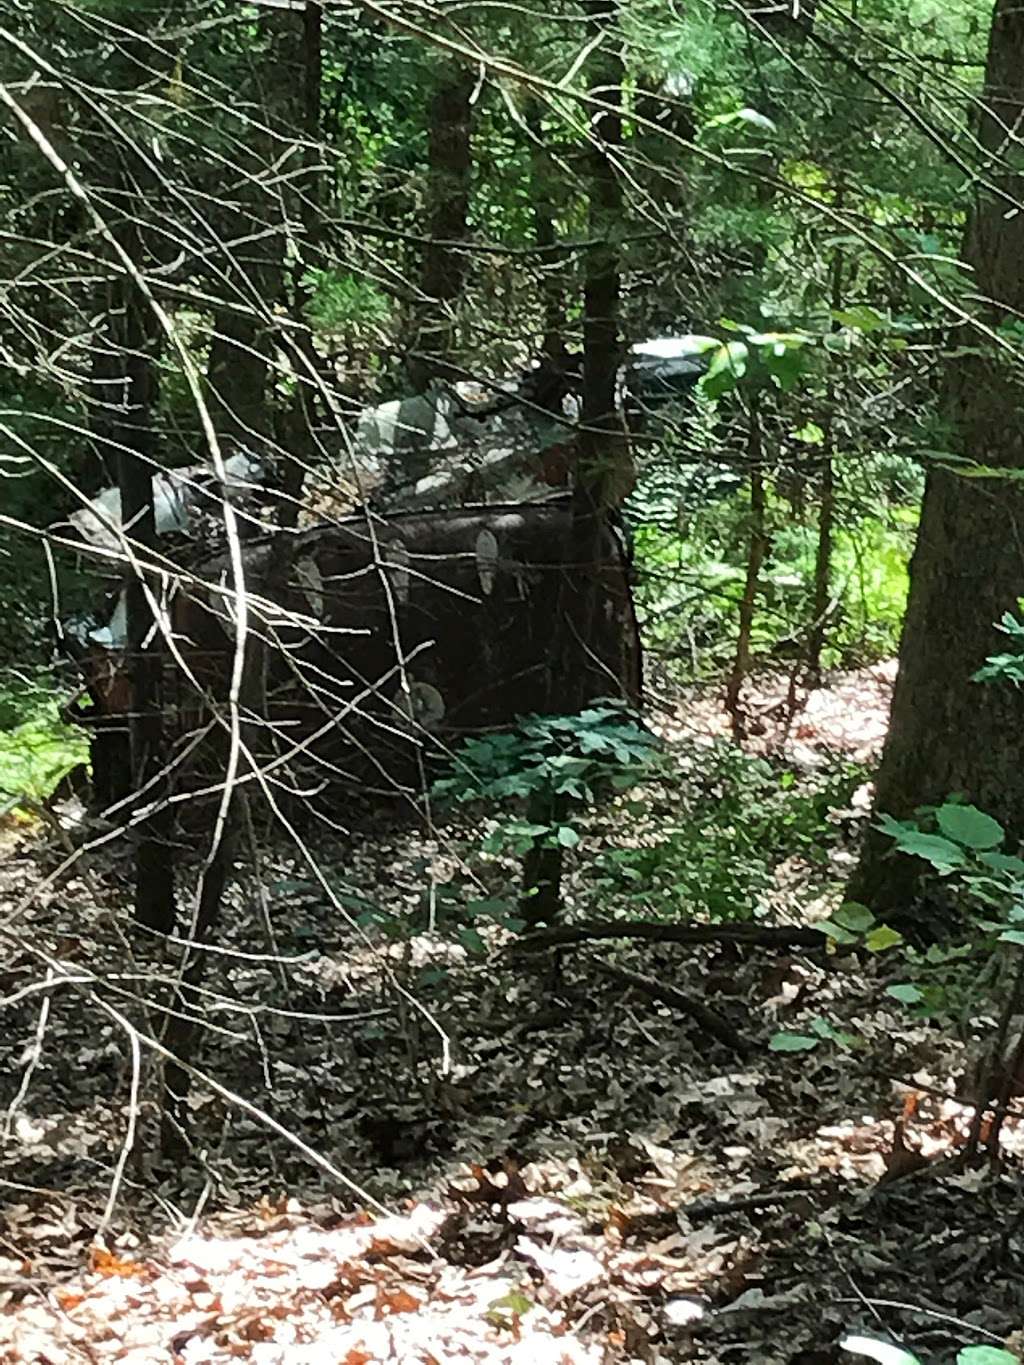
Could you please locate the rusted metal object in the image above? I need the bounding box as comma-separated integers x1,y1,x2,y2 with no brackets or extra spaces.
66,496,641,793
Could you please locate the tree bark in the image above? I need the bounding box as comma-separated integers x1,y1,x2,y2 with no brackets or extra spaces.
526,98,567,377
114,211,177,934
408,63,474,388
724,398,766,739
851,0,1024,916
557,0,630,719
276,0,324,526
806,244,844,685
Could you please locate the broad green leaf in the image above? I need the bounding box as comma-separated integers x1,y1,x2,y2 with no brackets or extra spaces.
818,920,860,945
957,1350,1020,1365
840,1336,920,1365
881,825,966,872
556,825,581,848
831,902,876,932
935,803,1004,850
769,1032,819,1052
997,930,1024,947
747,330,812,351
865,925,904,953
886,983,924,1004
979,851,1024,874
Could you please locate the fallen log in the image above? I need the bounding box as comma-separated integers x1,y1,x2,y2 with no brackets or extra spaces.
510,919,826,951
593,959,754,1056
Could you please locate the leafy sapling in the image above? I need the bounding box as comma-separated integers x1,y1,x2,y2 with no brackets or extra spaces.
432,701,662,927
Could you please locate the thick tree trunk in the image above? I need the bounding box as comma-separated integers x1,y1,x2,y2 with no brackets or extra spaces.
851,0,1024,916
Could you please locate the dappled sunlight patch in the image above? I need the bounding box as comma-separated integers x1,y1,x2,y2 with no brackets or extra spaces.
781,1085,1024,1187
0,1176,729,1363
656,660,896,763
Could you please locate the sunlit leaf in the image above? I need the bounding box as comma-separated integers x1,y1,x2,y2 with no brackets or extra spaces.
865,925,904,953
792,421,825,444
886,983,924,1004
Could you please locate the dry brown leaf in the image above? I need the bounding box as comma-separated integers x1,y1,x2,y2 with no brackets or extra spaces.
90,1246,148,1279
376,1285,425,1316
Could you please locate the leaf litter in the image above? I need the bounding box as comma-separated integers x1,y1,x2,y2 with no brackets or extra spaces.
2,665,1024,1362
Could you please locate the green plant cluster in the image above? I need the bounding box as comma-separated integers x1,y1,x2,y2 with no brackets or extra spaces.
591,741,864,923
433,701,663,859
0,678,88,816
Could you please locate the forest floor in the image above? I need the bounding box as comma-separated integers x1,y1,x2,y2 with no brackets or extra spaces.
1,663,1023,1364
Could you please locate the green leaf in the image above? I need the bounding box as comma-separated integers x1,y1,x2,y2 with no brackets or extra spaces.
700,341,749,399
879,822,966,872
865,925,904,953
792,421,825,445
818,920,860,945
935,804,1004,850
457,926,487,956
997,930,1024,947
957,1350,1020,1365
886,983,924,1004
809,1017,856,1048
831,902,876,932
489,1288,534,1316
556,825,581,848
833,305,888,332
979,852,1024,875
467,898,517,919
769,1032,820,1052
840,1337,921,1365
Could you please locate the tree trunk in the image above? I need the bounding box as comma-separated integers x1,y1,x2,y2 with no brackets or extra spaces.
851,0,1024,916
276,0,324,526
520,792,568,927
206,305,272,448
724,398,766,740
526,98,567,377
115,243,177,934
159,816,239,1158
559,1,629,714
408,63,474,388
806,244,844,685
805,451,834,685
